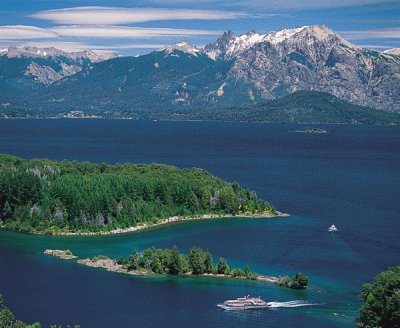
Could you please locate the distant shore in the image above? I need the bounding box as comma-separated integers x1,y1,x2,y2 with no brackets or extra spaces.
0,212,289,237
0,117,398,126
44,249,279,284
48,212,289,236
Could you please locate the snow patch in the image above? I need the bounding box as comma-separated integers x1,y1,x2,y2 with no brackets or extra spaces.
210,25,348,59
384,48,400,56
263,27,308,44
163,42,202,57
248,89,255,100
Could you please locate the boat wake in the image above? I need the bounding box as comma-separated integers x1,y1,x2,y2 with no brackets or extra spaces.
267,300,318,308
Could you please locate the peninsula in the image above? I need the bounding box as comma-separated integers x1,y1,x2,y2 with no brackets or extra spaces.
0,154,283,235
44,247,309,289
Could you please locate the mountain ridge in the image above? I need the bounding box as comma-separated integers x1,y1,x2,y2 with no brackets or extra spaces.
0,25,399,121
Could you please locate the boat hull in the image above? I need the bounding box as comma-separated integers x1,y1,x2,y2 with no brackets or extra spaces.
217,304,270,311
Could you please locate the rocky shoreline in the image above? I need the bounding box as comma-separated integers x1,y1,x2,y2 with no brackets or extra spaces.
53,211,289,236
44,249,77,260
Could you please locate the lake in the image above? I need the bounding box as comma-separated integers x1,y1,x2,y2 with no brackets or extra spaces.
0,120,399,327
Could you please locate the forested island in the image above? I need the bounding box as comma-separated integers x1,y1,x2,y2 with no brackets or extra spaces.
45,247,308,289
0,154,280,235
83,246,258,280
275,273,309,289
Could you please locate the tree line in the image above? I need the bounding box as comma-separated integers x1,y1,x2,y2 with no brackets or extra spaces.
0,154,276,234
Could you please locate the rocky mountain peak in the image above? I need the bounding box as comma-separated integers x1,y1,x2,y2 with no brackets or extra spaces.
204,30,236,59
4,46,117,62
384,48,400,56
204,25,355,60
162,42,203,57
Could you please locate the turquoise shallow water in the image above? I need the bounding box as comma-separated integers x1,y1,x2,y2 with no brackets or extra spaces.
0,120,399,327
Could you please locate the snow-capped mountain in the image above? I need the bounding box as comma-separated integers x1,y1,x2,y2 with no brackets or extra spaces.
205,26,354,59
3,46,117,62
1,25,399,117
162,42,204,57
0,46,117,85
205,25,400,111
384,48,400,56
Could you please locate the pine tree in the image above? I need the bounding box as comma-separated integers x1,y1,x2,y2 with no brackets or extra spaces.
168,246,182,275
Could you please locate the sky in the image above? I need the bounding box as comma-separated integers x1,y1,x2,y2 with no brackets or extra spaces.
0,0,399,55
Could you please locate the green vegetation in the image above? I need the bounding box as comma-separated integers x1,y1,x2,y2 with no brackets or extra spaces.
91,255,109,263
0,294,37,328
0,294,79,328
275,273,309,289
117,245,258,279
359,266,400,328
148,91,400,124
2,91,400,124
0,154,275,234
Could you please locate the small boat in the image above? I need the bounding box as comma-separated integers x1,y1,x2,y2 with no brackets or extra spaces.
328,225,339,232
217,295,270,310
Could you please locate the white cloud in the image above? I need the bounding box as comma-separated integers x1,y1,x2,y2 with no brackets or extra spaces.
95,43,167,50
0,24,222,53
31,6,248,25
0,40,166,53
0,25,58,39
341,28,400,40
0,24,220,42
50,25,220,38
144,0,393,10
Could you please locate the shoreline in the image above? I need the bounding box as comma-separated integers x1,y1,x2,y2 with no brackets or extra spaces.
64,212,289,236
0,118,397,126
2,212,289,237
45,249,279,284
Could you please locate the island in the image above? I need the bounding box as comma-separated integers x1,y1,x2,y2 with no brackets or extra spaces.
43,249,77,260
44,247,309,289
0,154,286,235
295,127,328,134
275,273,309,289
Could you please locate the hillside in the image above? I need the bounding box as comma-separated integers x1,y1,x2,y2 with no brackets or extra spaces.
1,25,400,122
147,91,400,124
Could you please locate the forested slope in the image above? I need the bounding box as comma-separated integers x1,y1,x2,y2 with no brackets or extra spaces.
0,155,275,234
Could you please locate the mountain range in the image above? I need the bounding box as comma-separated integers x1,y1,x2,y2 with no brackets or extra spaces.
1,25,400,123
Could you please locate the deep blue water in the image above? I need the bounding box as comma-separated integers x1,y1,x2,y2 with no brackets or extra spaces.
0,120,399,327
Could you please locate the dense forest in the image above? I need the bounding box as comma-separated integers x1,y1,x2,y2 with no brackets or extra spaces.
114,245,258,279
0,155,275,234
359,266,400,327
